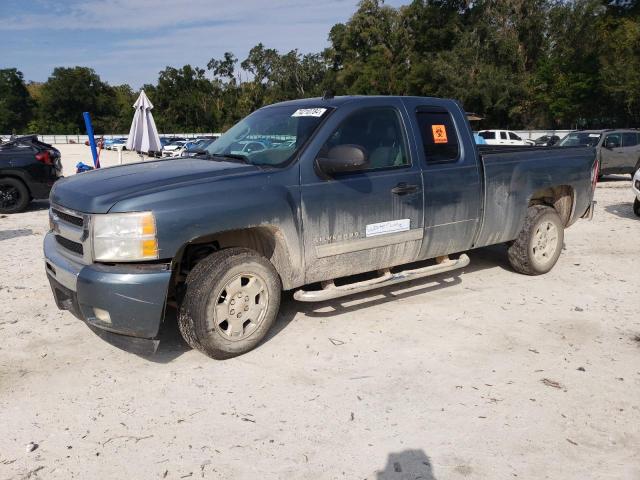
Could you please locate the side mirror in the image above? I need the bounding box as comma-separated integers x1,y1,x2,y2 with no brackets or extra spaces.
316,145,368,176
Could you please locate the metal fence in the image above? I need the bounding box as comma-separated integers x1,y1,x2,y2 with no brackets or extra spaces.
0,133,222,144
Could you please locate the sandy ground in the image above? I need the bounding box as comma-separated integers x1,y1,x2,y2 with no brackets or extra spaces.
0,146,639,479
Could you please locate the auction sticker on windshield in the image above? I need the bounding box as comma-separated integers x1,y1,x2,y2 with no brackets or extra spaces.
292,108,327,117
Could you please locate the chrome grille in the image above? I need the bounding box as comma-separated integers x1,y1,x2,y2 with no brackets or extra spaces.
51,208,83,227
55,236,84,255
49,204,91,264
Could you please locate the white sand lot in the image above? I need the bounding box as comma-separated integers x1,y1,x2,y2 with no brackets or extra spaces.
0,146,638,479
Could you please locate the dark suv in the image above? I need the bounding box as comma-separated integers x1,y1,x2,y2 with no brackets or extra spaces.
558,129,640,177
0,135,63,213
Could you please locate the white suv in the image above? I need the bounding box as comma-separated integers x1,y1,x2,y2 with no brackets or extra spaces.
478,130,533,146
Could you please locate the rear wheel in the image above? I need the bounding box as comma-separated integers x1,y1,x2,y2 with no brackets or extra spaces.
178,248,282,359
0,177,30,214
508,205,564,275
634,198,640,217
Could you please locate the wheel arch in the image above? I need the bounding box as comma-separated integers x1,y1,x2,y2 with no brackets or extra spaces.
0,172,31,196
527,184,575,226
171,225,298,291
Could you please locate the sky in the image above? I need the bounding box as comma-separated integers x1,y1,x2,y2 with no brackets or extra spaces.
0,0,408,88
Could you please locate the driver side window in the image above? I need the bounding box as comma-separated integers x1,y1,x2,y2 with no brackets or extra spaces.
319,107,409,172
605,133,621,148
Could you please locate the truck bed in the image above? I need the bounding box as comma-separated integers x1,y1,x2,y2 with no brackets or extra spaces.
474,145,596,247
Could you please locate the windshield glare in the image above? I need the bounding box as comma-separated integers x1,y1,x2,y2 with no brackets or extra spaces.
558,132,601,147
205,106,330,166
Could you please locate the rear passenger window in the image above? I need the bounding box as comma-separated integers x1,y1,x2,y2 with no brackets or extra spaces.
500,132,508,140
478,131,495,140
622,132,639,147
416,110,459,164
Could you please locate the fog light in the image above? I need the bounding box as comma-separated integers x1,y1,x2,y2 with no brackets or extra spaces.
93,307,112,324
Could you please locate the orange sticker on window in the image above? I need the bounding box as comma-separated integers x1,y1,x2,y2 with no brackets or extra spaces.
432,124,448,143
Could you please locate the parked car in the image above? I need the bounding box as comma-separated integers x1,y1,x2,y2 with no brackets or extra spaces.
109,138,128,150
632,168,640,216
179,139,216,157
477,129,532,146
162,139,188,157
533,135,561,146
44,95,597,359
103,138,126,150
558,129,640,177
0,135,63,213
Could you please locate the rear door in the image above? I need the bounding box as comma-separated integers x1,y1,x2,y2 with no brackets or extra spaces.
499,131,508,145
403,99,483,259
299,99,425,284
621,132,640,172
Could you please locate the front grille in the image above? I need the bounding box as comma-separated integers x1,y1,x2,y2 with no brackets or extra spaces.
52,208,83,227
55,235,84,255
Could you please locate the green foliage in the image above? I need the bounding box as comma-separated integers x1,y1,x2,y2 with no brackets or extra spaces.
1,0,639,133
0,69,34,134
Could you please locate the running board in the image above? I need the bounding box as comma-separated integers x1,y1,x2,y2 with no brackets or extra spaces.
294,254,470,302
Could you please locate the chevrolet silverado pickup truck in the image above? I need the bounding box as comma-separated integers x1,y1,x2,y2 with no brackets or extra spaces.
44,96,598,359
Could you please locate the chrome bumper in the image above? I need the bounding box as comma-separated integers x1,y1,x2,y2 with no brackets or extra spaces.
44,231,82,291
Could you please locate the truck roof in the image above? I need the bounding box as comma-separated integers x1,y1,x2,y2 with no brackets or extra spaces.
264,95,456,109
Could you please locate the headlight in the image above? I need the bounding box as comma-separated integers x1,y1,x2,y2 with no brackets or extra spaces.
92,211,159,262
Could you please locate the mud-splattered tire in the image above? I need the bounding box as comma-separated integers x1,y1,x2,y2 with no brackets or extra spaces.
508,205,564,275
634,198,640,217
178,248,281,359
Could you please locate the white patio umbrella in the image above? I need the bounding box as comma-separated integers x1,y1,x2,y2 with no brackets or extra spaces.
124,90,161,162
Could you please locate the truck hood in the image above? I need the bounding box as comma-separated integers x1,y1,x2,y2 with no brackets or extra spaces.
51,158,260,213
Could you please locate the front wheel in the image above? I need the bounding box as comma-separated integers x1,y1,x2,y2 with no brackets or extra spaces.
634,198,640,217
508,205,564,275
178,248,282,359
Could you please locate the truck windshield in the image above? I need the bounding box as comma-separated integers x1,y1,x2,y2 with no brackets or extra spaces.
558,132,601,147
204,106,331,166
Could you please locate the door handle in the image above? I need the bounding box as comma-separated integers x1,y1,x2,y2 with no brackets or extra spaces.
391,183,420,195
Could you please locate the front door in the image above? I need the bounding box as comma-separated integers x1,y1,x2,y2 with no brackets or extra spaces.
601,132,624,172
300,101,424,284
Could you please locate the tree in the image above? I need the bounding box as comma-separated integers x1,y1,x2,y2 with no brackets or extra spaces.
36,67,118,133
0,69,34,134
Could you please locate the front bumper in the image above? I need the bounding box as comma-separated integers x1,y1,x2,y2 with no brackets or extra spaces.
43,232,172,354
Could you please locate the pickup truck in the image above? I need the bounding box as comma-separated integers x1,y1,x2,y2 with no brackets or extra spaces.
44,96,598,359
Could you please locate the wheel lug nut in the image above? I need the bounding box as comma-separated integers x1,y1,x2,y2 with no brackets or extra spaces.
230,309,235,315
245,296,249,302
230,299,235,305
244,306,249,311
237,313,242,318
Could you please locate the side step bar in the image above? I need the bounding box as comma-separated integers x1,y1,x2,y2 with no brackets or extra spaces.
294,254,470,302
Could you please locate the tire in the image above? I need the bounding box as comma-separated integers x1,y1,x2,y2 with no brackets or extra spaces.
178,248,282,359
508,205,564,275
634,198,640,217
0,177,30,214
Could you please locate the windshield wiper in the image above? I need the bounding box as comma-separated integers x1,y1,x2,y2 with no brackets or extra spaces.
205,153,251,164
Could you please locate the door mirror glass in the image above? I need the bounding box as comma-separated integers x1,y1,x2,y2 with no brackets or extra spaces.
317,145,368,175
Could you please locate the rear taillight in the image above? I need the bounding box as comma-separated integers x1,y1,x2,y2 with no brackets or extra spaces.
35,150,52,165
